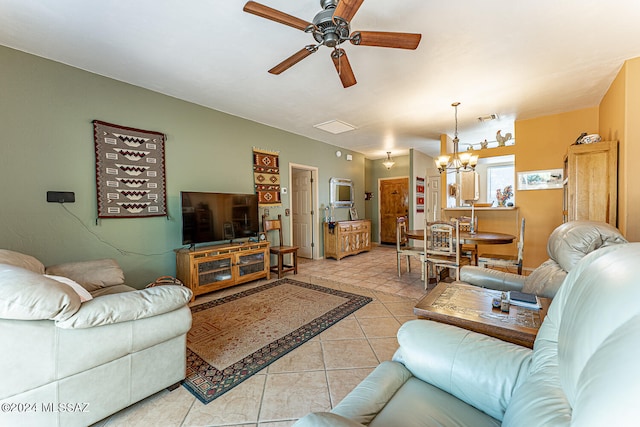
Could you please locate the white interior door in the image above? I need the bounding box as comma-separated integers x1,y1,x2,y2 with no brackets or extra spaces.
427,176,441,221
291,168,314,258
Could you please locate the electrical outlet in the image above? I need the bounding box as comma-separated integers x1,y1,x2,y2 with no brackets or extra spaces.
47,191,75,203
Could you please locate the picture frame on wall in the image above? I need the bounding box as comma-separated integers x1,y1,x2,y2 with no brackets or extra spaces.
517,169,564,190
349,207,358,220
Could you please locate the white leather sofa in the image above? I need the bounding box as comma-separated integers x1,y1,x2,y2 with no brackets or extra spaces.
459,220,627,298
294,242,640,426
0,250,193,427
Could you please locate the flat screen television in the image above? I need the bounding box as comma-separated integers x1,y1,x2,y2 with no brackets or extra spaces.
180,191,259,246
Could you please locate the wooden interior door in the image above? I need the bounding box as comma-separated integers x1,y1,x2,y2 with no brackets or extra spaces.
380,177,409,244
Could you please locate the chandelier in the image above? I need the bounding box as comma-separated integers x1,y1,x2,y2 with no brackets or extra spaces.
382,152,395,169
435,102,479,173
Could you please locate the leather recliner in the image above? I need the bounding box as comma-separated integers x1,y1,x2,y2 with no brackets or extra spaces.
458,220,627,298
294,242,640,426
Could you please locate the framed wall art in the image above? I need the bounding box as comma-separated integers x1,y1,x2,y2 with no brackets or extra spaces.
93,120,167,218
517,169,563,190
349,207,359,220
416,176,425,213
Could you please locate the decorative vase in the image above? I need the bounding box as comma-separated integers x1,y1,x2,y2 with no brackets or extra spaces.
498,199,507,207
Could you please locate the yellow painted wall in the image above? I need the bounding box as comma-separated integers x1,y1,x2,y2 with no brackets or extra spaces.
514,108,599,267
626,59,640,242
437,57,640,269
600,57,640,242
439,108,599,270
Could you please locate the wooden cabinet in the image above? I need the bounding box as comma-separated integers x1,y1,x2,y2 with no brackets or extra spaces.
324,219,372,260
564,140,618,225
176,241,269,300
460,171,479,202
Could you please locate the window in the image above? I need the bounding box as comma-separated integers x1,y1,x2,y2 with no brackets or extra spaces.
487,164,515,206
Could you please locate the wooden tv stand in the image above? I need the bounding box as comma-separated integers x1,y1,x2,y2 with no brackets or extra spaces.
175,241,270,301
324,219,372,260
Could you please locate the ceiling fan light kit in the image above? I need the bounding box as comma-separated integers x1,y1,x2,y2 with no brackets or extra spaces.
243,0,421,88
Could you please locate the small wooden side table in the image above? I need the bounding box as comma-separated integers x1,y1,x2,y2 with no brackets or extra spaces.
414,282,551,348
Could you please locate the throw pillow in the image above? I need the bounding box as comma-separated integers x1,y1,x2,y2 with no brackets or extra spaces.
44,274,93,302
0,264,80,321
45,259,124,292
0,249,45,274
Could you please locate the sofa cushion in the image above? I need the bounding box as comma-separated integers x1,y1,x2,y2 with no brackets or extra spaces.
395,320,531,421
54,285,193,329
45,258,125,292
44,274,93,302
0,264,80,321
0,249,45,274
369,377,501,427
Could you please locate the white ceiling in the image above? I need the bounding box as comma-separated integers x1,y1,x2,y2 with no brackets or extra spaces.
2,0,640,159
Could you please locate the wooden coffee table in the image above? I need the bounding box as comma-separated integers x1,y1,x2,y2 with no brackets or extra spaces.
413,282,551,348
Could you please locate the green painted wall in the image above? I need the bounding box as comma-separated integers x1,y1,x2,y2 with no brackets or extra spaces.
364,155,410,243
0,46,365,287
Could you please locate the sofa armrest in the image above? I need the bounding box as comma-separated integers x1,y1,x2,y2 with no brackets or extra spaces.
54,285,192,329
331,360,412,424
394,320,532,421
293,412,365,427
459,266,526,293
294,361,412,426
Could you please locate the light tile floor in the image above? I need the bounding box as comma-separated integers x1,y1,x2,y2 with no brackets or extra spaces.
93,245,428,427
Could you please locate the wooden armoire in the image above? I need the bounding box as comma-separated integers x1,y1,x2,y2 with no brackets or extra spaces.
563,140,618,226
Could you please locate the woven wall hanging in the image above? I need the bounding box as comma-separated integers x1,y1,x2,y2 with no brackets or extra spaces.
253,148,281,207
93,120,167,218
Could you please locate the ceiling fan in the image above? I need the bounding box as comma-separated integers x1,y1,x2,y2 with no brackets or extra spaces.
243,0,422,88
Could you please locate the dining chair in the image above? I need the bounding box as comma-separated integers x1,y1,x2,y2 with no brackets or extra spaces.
423,219,471,289
396,216,425,278
262,214,300,278
477,217,526,274
456,215,478,265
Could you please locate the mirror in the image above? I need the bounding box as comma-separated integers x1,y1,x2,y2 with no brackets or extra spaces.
330,177,354,208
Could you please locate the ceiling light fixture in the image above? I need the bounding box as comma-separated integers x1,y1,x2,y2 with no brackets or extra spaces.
382,152,395,169
435,102,478,174
478,113,498,122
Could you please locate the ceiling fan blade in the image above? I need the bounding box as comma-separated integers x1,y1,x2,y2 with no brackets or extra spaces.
331,49,357,88
269,46,317,75
243,1,312,31
333,0,365,24
351,31,422,50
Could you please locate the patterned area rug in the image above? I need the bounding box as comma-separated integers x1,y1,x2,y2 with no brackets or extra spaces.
182,278,372,404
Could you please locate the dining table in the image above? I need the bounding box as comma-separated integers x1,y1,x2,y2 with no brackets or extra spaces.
406,229,515,270
406,229,516,245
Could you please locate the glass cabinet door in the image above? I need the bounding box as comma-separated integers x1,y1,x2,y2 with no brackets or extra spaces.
197,257,233,286
237,251,265,277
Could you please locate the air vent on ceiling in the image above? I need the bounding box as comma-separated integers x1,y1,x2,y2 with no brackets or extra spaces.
314,119,357,134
